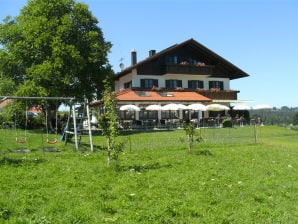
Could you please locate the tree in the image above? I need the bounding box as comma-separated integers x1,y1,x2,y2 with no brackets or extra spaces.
0,76,16,96
293,113,298,126
0,0,113,104
183,122,196,153
99,79,124,167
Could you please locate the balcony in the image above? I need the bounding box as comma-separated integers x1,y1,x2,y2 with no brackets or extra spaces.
164,64,213,75
197,89,239,100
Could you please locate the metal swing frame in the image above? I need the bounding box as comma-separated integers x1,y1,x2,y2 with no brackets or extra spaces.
0,96,94,152
14,101,28,144
45,106,58,144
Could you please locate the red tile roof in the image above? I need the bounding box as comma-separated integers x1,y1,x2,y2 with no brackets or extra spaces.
117,89,211,103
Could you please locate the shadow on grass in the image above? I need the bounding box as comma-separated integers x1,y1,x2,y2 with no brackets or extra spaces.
119,162,173,172
119,129,175,136
71,142,106,152
41,148,61,152
0,207,13,220
0,156,46,167
193,149,213,156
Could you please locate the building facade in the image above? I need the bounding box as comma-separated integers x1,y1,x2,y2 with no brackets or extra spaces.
112,39,249,123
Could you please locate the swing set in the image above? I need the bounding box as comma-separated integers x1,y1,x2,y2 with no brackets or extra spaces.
45,104,58,144
0,96,94,151
14,101,28,144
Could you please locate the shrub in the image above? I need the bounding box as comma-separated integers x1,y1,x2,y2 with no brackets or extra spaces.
222,119,232,128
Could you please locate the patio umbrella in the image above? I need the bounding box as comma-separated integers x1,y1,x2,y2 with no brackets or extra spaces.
252,104,273,110
206,104,229,111
176,104,188,110
161,103,186,123
187,103,207,128
233,104,252,110
145,104,162,111
119,104,140,111
162,103,183,111
187,103,207,111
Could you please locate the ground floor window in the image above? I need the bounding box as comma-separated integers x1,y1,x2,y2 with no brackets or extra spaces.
139,110,158,120
119,111,135,120
161,110,179,119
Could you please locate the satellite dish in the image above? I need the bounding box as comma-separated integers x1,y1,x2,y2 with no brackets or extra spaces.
119,57,125,70
119,63,125,70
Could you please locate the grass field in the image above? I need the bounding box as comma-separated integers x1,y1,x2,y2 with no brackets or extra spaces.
0,126,297,223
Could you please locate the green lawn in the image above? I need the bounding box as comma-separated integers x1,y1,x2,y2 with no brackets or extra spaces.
0,126,297,223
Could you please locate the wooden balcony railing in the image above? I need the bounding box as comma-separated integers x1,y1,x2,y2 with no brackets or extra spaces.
164,64,213,75
197,89,239,100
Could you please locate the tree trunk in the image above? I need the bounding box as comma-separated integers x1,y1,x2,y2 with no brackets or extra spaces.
107,138,111,166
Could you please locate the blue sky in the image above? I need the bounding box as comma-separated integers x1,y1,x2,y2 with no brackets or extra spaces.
1,0,298,108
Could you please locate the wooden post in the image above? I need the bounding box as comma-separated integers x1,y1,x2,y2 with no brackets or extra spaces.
254,124,257,144
85,99,94,152
72,104,79,151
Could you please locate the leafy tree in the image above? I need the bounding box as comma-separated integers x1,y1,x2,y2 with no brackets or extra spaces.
0,76,16,96
0,0,112,104
99,79,123,166
183,122,196,153
293,113,298,126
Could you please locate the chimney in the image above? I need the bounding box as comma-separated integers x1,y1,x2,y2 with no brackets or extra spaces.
131,49,137,65
149,50,156,57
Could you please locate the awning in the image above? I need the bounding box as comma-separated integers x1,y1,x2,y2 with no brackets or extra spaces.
212,99,254,104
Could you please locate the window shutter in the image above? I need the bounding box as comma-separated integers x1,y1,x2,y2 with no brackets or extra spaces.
166,80,170,89
219,82,224,90
209,81,213,89
141,79,145,88
177,80,182,87
198,81,204,89
188,80,192,89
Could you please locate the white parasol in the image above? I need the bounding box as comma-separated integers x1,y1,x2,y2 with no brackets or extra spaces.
252,104,273,110
206,104,230,111
119,104,140,111
162,103,186,111
145,104,162,111
176,104,188,110
233,104,252,110
187,103,207,111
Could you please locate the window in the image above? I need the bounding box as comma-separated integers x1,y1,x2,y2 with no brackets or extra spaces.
124,81,132,89
166,56,179,64
140,79,158,89
165,80,182,89
209,81,224,90
158,92,174,97
188,80,204,89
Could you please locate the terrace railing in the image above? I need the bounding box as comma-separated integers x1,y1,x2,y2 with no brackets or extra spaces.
164,64,214,75
197,89,239,100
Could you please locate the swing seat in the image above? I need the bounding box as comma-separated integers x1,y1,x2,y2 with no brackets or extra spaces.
47,138,58,144
16,137,27,143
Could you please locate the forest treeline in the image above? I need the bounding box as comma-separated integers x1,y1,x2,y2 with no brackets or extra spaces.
249,107,298,126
